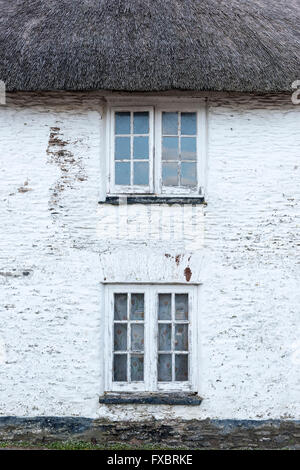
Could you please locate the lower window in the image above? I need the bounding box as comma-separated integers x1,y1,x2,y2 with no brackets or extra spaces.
104,285,199,392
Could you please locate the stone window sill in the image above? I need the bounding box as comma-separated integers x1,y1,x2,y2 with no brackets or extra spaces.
99,392,202,406
99,196,206,205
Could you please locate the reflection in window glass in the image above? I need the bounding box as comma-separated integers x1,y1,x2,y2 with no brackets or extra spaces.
114,111,150,187
131,355,144,381
115,162,130,185
157,293,189,382
114,354,127,381
114,324,127,351
158,294,172,320
162,162,178,186
115,137,130,160
162,112,178,135
181,137,196,161
131,294,144,320
133,136,149,159
175,324,188,351
181,112,197,135
134,112,149,134
113,293,145,383
175,354,188,381
134,162,149,185
158,324,172,351
162,137,179,160
161,111,197,189
131,324,144,352
158,354,172,381
181,162,197,187
175,294,188,320
115,112,131,135
114,293,128,320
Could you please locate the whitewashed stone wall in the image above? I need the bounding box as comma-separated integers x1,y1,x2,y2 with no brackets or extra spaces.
0,92,299,420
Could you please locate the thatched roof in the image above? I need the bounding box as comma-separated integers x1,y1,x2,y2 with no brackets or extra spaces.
0,0,299,92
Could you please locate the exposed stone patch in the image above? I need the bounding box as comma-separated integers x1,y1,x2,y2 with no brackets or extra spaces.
46,126,87,217
48,128,68,147
0,418,299,450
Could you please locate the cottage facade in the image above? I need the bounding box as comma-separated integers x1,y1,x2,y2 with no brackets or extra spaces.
0,0,299,446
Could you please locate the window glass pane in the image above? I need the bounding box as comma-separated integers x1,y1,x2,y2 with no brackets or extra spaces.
162,137,179,160
114,324,127,351
162,112,178,135
158,294,171,320
175,324,188,351
175,294,188,320
158,354,172,381
115,162,130,185
158,324,172,351
181,162,197,187
162,162,178,186
115,137,130,160
175,354,188,381
133,112,149,134
131,324,144,352
131,294,144,320
113,354,127,381
131,355,144,381
133,162,149,185
181,112,197,135
115,112,131,135
114,293,128,320
181,137,197,161
133,136,149,159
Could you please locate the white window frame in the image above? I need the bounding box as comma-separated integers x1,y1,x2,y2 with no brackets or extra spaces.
104,284,199,393
155,105,206,196
109,106,154,195
105,101,207,197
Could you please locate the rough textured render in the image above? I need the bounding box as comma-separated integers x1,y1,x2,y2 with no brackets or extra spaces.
0,92,299,421
0,0,299,92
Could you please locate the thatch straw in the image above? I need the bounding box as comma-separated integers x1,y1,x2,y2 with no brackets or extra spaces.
0,0,299,92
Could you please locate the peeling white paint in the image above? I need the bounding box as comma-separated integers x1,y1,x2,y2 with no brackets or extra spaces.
0,92,299,420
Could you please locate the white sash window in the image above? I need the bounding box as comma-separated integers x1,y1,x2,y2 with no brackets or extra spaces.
106,101,207,197
104,284,199,393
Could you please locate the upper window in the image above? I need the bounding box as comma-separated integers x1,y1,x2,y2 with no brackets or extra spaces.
112,108,154,193
104,284,199,392
161,112,197,190
107,104,206,197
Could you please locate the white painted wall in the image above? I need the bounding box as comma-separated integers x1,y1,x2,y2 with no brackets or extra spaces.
0,92,299,420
